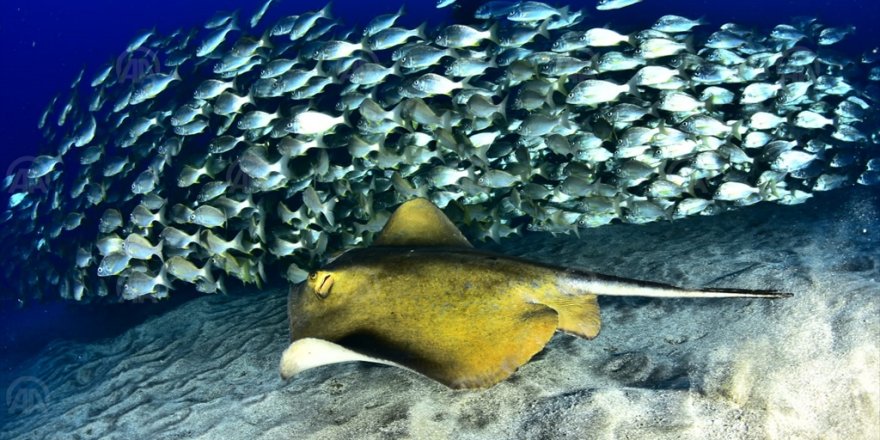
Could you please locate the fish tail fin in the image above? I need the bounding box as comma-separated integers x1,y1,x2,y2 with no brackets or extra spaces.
260,28,276,49
324,197,337,227
657,117,668,134
460,76,475,91
388,100,405,126
554,74,569,97
257,259,267,287
558,5,571,17
277,152,293,179
497,93,510,122
390,61,403,78
536,20,551,41
677,66,691,85
646,99,661,118
200,259,216,286
254,201,268,243
704,97,715,113
805,64,817,83
314,61,326,77
415,22,428,40
487,22,500,44
468,138,490,167
319,1,334,19
728,120,744,141
685,174,698,197
656,158,668,180
157,265,172,288
627,78,643,100
758,179,785,200
157,205,168,226
612,197,624,219
244,88,255,107
232,229,249,253
215,273,227,295
559,108,574,132
544,88,558,109
315,133,329,150
441,110,455,129
683,34,696,54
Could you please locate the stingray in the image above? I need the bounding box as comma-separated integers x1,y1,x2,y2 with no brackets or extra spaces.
279,199,792,389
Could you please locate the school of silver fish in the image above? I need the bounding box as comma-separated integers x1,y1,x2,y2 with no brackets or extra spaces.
1,0,878,303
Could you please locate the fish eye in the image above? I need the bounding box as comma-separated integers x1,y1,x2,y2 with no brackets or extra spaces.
309,271,317,280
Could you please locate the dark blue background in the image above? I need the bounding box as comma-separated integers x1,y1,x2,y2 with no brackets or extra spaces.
0,0,877,371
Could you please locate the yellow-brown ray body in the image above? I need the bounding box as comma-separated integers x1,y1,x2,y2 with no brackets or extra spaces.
280,199,791,389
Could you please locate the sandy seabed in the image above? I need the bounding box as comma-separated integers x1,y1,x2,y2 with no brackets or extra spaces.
1,188,878,440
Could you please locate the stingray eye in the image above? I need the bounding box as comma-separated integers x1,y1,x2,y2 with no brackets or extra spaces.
314,273,334,300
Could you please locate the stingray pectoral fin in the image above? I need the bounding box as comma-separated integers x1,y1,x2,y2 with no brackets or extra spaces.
426,303,559,389
279,338,411,380
311,303,559,389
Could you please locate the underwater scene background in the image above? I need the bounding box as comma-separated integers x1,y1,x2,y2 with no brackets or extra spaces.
1,0,879,438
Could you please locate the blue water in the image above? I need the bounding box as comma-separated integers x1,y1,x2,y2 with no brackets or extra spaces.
0,0,877,389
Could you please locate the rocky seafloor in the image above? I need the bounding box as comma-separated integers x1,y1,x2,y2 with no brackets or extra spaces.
1,188,878,440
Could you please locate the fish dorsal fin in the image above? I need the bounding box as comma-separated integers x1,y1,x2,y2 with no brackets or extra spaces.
373,198,472,248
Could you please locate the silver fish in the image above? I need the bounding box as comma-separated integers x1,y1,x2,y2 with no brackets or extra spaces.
596,0,643,11
4,1,877,306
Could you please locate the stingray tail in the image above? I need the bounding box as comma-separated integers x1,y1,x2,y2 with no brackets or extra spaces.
559,270,793,299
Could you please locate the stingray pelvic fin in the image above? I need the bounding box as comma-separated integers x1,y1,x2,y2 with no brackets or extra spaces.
546,294,602,340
